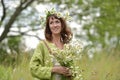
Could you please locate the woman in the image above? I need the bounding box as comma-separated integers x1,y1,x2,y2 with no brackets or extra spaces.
30,11,73,80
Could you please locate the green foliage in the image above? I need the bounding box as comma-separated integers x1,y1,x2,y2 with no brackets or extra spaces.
0,43,8,64
7,36,21,54
0,36,23,65
50,0,61,4
83,0,120,49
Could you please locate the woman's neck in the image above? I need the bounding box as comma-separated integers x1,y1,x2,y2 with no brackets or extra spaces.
52,34,63,49
52,34,61,42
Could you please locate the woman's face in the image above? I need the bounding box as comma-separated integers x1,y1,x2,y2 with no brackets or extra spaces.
49,16,62,35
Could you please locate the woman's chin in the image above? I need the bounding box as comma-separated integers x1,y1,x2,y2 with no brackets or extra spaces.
52,31,60,34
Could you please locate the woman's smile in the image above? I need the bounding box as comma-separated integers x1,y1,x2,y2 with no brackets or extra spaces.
52,26,60,32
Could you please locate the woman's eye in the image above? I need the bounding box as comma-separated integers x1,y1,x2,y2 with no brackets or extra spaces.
49,22,53,24
56,20,60,23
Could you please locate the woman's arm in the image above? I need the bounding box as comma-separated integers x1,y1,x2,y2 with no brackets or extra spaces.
29,41,52,79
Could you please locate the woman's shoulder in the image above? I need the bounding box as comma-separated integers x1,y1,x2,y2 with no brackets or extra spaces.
37,39,52,47
36,40,45,47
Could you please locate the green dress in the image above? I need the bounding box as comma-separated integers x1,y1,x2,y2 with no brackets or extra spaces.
29,40,67,80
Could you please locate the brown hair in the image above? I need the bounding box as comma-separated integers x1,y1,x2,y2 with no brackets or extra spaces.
45,14,73,44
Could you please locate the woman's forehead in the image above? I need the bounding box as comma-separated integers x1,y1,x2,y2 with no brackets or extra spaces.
49,16,59,21
49,16,55,20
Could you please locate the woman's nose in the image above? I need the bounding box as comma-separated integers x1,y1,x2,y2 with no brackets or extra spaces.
53,23,57,26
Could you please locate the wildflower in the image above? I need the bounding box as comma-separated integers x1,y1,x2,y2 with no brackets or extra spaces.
50,40,83,79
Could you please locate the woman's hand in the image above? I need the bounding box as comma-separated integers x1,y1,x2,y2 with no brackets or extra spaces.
52,66,72,77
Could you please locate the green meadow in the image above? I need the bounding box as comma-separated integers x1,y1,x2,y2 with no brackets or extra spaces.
0,49,119,80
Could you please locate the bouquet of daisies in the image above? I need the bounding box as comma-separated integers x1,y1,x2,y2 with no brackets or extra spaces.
51,40,83,80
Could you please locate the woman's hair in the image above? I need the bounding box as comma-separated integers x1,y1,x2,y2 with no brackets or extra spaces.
45,14,73,44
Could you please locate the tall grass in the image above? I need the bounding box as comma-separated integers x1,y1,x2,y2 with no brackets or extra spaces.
79,50,120,80
0,65,12,80
0,50,120,80
11,53,34,80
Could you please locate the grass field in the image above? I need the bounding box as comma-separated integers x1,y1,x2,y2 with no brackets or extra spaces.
0,50,120,80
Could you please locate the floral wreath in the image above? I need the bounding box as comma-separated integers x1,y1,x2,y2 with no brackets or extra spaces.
40,8,72,28
45,8,72,21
